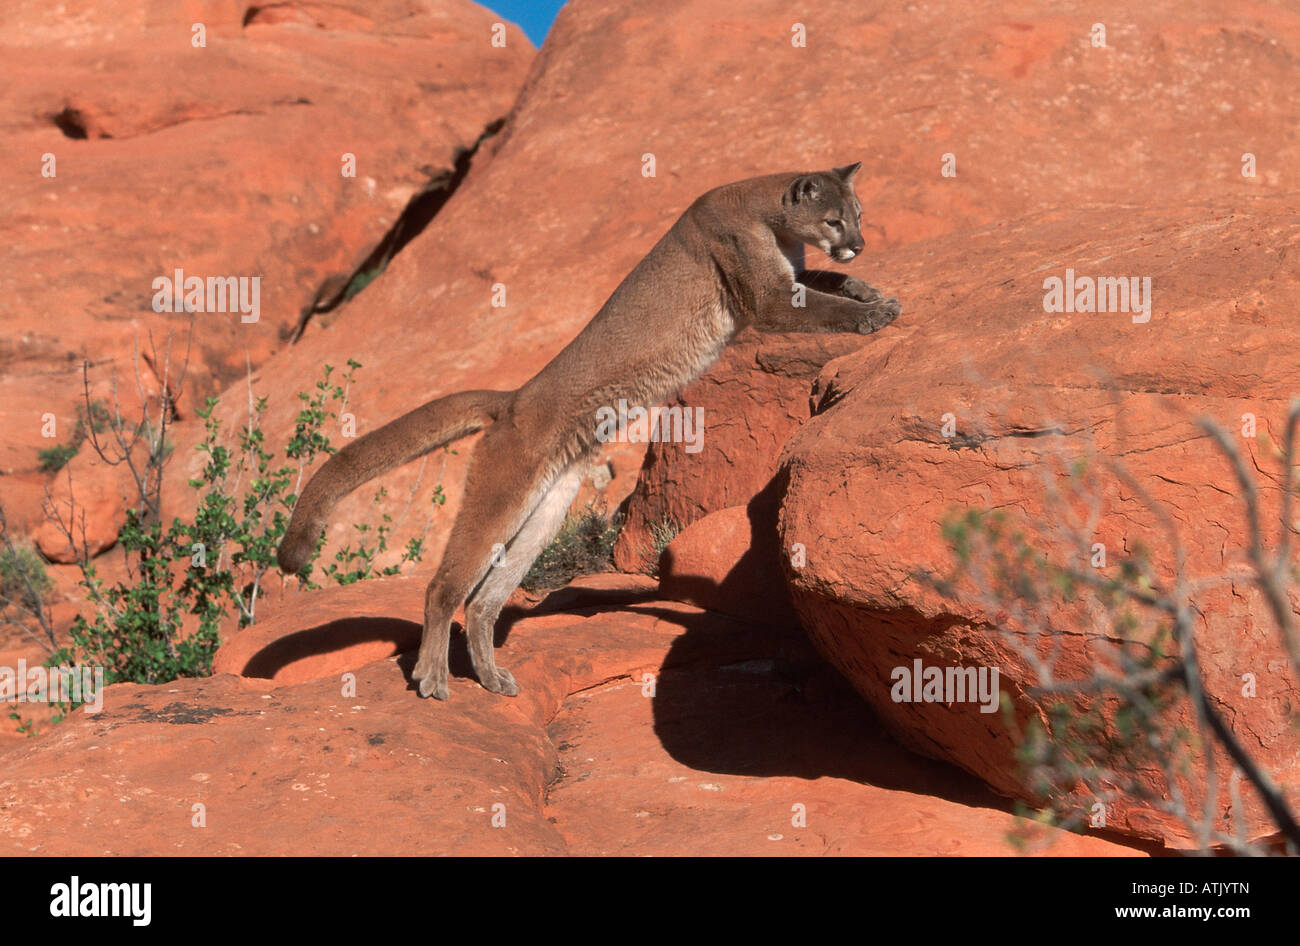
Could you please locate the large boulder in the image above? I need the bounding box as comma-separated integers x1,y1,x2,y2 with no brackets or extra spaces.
33,454,133,563
779,199,1300,848
655,504,799,627
0,0,532,476
613,335,861,574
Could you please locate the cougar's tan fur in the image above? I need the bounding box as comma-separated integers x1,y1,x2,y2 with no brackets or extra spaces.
278,163,900,700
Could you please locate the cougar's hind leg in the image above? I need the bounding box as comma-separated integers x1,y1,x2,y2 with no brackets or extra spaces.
463,463,585,696
413,426,559,700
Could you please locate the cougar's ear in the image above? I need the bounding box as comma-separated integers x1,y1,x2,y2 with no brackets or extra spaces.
784,174,822,206
833,161,862,182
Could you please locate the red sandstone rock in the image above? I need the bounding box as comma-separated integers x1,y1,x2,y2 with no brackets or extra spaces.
32,455,132,563
0,0,532,479
0,575,1144,855
5,0,1296,856
409,0,1300,849
656,505,799,627
613,334,861,573
161,0,1300,587
549,619,1146,856
779,200,1300,848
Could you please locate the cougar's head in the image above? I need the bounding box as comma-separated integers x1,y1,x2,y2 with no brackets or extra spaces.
780,162,865,263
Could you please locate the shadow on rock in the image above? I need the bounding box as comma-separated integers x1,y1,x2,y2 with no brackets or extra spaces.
239,616,421,679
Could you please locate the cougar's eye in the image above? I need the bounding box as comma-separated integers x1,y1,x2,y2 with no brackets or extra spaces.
825,218,843,230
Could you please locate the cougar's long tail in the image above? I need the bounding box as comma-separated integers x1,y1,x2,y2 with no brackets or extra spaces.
277,388,514,573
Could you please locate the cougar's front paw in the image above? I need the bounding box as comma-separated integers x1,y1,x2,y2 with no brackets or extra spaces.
480,666,519,697
841,277,884,303
855,297,902,334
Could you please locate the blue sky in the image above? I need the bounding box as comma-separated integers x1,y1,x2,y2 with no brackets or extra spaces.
483,1,568,46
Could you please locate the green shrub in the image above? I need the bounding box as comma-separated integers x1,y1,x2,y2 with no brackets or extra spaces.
521,507,620,592
30,360,429,727
37,443,78,472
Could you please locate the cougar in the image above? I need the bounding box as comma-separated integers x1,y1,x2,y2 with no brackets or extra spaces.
278,162,900,699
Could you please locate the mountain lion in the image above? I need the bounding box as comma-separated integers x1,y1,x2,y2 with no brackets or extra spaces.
278,163,901,699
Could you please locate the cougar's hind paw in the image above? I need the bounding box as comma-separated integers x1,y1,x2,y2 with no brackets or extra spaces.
417,672,450,701
481,666,519,697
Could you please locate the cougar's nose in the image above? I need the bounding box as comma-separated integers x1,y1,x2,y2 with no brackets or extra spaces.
850,240,864,254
